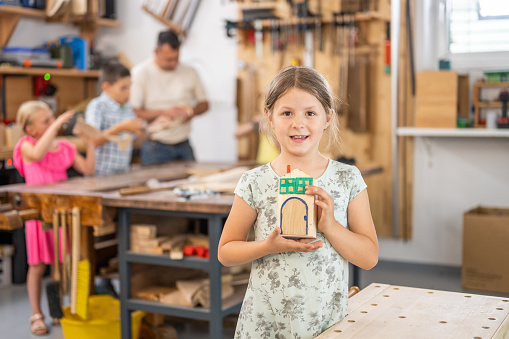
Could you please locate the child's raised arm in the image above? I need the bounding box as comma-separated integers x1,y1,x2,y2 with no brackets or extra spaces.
20,111,74,163
218,195,323,267
71,127,96,177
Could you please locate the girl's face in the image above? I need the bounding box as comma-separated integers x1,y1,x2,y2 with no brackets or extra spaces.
268,88,331,158
25,108,55,139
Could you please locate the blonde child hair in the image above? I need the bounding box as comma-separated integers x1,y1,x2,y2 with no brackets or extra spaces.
262,66,341,152
16,100,52,133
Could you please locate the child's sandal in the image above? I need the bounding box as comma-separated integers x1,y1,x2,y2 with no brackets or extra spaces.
30,313,49,336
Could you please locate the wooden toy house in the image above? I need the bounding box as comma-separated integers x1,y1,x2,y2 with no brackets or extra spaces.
277,168,317,239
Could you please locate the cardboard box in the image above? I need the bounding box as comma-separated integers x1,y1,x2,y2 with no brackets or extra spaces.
462,206,509,294
415,71,469,128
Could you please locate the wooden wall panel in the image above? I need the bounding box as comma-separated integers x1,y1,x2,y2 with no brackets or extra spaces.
236,0,397,238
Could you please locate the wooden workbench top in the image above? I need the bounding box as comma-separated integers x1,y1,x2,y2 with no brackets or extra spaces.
0,161,383,220
317,283,509,339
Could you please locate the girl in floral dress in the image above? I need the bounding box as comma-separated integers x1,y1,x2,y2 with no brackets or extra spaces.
218,67,379,339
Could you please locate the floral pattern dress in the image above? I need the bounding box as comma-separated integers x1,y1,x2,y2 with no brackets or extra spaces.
234,160,367,339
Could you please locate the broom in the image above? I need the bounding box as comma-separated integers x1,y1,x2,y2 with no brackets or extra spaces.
46,210,63,319
71,207,90,319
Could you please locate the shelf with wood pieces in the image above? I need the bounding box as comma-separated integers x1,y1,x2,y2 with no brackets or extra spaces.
0,5,120,48
473,81,509,128
141,0,202,37
397,127,509,138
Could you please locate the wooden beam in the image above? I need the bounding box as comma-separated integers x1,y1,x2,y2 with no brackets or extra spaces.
0,14,21,48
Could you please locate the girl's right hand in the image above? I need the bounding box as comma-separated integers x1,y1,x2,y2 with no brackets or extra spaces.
265,226,323,254
54,110,75,128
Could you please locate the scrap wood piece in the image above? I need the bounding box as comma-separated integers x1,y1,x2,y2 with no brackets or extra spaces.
134,286,176,302
73,117,132,152
176,274,234,308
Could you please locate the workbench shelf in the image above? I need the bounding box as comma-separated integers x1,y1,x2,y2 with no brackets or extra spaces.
126,252,209,270
117,206,240,339
397,127,509,138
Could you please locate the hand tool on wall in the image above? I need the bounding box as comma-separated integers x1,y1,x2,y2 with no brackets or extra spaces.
498,89,509,128
46,210,63,319
255,20,263,58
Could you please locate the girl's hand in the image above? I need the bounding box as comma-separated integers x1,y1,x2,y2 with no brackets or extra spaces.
54,110,75,129
306,185,337,234
265,226,323,254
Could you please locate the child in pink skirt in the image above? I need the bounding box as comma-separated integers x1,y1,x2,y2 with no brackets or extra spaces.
13,101,96,335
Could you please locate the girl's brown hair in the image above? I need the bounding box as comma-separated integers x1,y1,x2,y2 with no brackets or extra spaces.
16,101,51,133
262,66,341,151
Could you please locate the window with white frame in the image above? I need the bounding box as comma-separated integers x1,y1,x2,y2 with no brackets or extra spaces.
449,0,509,54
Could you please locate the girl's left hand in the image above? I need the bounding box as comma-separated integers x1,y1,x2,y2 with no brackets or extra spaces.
306,185,336,234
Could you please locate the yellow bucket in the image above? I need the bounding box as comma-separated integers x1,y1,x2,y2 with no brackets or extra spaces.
61,295,145,339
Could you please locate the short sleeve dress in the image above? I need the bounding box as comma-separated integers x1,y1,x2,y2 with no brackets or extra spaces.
13,136,76,265
234,160,367,339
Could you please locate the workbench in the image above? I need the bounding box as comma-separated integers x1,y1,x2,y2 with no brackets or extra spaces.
0,161,383,338
317,283,509,339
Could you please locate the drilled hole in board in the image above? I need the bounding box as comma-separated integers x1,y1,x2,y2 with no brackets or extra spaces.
348,320,356,323
398,316,406,318
371,304,378,306
496,308,503,310
482,326,490,329
473,337,482,339
464,295,472,298
393,287,399,290
488,317,496,320
360,311,368,313
502,300,508,302
334,330,342,333
439,321,447,324
427,291,434,294
383,295,390,297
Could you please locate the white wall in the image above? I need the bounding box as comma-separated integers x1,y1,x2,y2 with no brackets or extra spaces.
378,0,509,266
8,1,239,163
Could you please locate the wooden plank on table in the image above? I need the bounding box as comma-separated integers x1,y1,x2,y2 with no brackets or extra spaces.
318,283,509,339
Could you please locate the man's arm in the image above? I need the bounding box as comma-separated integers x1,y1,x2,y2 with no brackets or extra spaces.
133,108,163,122
192,100,209,116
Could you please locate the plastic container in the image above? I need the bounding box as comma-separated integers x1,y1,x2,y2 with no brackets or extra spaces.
484,71,509,83
61,295,145,339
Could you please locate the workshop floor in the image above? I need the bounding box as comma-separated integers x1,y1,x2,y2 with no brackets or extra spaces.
2,260,508,339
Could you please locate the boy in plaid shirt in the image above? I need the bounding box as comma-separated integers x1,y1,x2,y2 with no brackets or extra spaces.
85,61,145,175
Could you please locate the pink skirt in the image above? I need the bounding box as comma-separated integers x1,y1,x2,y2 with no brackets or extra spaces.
25,220,69,266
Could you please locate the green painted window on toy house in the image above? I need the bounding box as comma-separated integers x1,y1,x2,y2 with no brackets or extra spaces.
280,177,313,194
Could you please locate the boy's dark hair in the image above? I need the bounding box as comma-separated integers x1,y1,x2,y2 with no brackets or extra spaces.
157,30,180,50
99,60,130,85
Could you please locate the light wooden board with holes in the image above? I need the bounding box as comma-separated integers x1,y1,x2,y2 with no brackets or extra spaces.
317,283,509,339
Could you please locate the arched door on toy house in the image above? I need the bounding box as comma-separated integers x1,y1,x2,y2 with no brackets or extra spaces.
280,197,309,237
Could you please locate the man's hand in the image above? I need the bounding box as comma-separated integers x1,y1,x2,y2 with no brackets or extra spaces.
161,106,190,120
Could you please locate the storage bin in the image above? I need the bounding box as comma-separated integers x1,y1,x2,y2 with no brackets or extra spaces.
61,295,145,339
484,71,509,82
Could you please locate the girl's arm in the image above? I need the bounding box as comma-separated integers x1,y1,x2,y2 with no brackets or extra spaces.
20,111,74,163
308,186,379,270
218,195,323,267
71,137,96,176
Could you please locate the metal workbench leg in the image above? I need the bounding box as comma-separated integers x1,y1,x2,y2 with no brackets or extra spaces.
118,208,133,339
208,214,223,338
